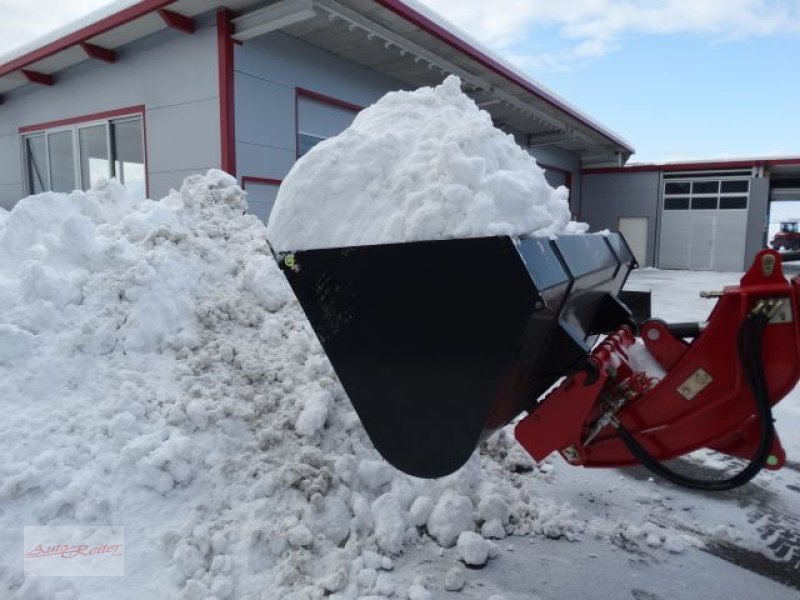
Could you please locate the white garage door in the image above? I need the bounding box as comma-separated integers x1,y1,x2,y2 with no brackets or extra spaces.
658,178,750,271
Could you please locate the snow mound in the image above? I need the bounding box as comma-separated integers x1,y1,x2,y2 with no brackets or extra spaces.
0,173,593,599
267,75,576,251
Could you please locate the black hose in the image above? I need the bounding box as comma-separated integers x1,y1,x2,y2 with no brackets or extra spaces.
614,310,775,491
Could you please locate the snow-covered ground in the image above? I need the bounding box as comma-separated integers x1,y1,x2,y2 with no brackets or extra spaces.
0,174,797,599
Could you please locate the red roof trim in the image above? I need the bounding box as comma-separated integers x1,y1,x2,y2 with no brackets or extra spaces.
373,0,633,154
0,0,175,79
296,87,364,112
158,8,195,34
22,70,55,86
80,42,117,63
19,105,145,133
583,157,800,175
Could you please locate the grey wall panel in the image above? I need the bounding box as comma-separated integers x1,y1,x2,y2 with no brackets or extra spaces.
236,142,296,181
659,209,747,271
243,181,280,224
146,99,222,173
236,32,406,107
147,168,219,200
0,133,21,186
528,145,581,215
745,177,770,268
0,22,220,208
235,73,296,149
234,32,407,183
580,171,660,266
0,184,24,210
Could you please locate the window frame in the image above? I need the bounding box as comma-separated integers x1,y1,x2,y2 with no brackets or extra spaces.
662,177,750,212
19,106,147,197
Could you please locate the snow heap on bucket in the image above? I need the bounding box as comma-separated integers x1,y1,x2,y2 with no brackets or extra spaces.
267,75,583,251
0,173,583,600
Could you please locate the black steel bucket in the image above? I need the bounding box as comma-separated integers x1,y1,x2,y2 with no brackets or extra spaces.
275,233,636,477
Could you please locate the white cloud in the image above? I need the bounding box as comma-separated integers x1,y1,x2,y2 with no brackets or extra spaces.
421,0,800,70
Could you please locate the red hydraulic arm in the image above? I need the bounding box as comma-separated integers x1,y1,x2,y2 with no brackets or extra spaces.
515,250,799,489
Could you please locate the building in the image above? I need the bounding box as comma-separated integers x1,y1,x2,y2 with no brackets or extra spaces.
0,0,632,225
2,0,795,272
582,157,800,271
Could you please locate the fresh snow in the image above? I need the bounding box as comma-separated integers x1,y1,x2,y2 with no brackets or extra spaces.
267,76,583,251
0,173,797,599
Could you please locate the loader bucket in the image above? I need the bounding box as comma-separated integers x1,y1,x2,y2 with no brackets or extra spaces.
275,233,636,478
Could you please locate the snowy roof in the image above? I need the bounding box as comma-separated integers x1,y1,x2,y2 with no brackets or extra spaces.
584,155,800,174
0,0,634,165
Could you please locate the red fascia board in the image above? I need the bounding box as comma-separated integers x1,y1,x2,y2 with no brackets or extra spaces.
241,176,283,189
80,42,116,64
374,0,634,155
158,8,195,34
19,104,145,134
296,87,363,112
583,157,800,175
0,0,175,79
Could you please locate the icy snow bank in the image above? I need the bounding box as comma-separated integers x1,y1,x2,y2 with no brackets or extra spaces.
267,76,576,251
0,173,593,600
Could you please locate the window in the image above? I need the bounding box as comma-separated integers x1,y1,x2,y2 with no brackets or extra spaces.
664,197,690,210
48,130,76,193
720,196,748,210
296,90,361,158
663,178,749,211
25,135,47,194
691,197,718,210
111,118,146,200
21,112,145,199
297,133,326,157
79,125,109,190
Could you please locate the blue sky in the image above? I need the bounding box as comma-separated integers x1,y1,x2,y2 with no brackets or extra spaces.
3,0,799,163
422,0,800,162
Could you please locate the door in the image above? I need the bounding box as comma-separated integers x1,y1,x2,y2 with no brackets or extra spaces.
617,217,648,265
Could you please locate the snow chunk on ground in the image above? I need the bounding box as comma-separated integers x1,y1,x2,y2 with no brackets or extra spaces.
427,491,475,547
267,75,574,251
457,531,491,567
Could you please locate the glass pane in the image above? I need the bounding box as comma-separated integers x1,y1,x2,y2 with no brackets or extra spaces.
664,197,689,210
691,197,718,210
719,196,748,209
79,124,109,190
721,180,749,193
25,135,48,194
664,182,690,195
111,118,145,200
692,180,719,195
298,132,325,157
48,130,76,193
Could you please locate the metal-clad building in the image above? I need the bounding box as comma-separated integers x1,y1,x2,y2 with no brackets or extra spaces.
581,159,800,271
0,0,633,223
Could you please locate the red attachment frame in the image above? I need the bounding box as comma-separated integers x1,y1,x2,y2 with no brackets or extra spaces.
515,250,798,472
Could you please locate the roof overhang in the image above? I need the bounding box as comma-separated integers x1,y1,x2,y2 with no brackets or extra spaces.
0,0,634,166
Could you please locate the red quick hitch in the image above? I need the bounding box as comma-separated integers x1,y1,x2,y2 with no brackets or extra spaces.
515,249,798,491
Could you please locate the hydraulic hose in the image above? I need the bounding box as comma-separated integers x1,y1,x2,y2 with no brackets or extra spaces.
613,309,775,492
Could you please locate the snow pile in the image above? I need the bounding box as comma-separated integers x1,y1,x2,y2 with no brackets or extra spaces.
267,76,579,251
0,173,590,599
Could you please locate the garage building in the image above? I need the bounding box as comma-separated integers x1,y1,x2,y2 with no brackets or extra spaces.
581,158,800,271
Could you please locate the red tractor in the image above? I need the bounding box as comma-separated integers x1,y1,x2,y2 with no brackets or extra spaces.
771,220,800,251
